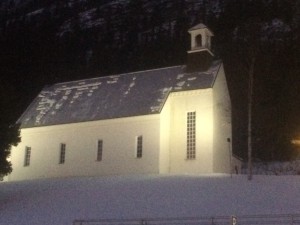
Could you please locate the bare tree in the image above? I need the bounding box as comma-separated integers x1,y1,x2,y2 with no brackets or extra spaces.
233,17,261,180
247,56,255,180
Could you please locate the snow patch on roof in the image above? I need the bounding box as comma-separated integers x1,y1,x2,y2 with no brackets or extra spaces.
176,74,184,79
176,81,186,87
35,97,56,125
26,8,44,17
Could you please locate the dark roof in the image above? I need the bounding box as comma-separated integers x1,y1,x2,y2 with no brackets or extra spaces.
19,61,222,128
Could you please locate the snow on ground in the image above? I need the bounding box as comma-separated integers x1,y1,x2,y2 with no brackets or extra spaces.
0,174,300,225
243,160,300,175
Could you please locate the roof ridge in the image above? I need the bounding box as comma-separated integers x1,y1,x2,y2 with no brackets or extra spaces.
54,65,185,86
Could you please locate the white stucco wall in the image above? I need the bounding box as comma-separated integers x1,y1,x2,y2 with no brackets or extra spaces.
168,89,214,174
212,64,232,173
8,115,161,181
159,98,171,174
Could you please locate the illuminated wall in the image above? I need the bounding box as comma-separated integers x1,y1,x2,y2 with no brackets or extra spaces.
159,97,171,173
9,115,161,181
212,64,232,173
166,89,214,174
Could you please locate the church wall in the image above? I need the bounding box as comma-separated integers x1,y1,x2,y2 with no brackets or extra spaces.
168,89,214,174
159,97,171,174
8,115,161,181
212,64,233,173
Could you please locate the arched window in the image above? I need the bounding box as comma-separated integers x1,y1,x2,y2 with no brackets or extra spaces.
195,34,202,48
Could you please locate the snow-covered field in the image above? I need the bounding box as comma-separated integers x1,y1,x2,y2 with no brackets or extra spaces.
0,174,300,225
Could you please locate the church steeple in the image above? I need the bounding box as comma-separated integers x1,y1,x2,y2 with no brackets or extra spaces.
188,23,214,53
186,23,214,72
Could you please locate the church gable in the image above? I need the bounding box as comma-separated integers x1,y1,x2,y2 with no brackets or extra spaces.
19,61,221,128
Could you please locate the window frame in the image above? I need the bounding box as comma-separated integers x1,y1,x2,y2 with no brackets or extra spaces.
59,143,66,164
136,135,143,158
24,146,31,167
96,140,103,161
186,111,196,160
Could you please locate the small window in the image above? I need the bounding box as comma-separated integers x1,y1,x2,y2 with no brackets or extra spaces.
59,143,66,164
97,140,103,161
187,111,196,159
24,146,31,167
136,136,143,158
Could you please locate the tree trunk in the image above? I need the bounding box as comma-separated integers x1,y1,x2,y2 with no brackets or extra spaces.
247,56,255,181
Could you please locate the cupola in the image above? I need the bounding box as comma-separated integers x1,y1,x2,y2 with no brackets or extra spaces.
186,23,214,72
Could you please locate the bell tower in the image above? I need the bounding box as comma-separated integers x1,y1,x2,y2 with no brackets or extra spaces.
187,23,214,72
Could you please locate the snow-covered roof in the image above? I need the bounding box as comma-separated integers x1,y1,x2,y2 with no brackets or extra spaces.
188,23,208,31
18,61,221,128
188,23,214,36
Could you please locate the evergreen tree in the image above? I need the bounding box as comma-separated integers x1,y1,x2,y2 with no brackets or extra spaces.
0,82,21,178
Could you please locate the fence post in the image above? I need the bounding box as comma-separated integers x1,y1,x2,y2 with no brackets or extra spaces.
231,216,237,225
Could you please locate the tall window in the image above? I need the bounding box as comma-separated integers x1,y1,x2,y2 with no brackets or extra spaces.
59,143,66,164
24,146,31,167
97,140,103,161
187,111,196,159
136,136,143,158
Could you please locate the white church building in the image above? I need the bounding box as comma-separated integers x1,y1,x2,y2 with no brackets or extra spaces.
7,24,241,181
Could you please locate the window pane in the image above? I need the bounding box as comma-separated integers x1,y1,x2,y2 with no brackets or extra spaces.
24,146,31,167
187,112,196,159
97,140,103,161
59,143,66,164
136,136,143,158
